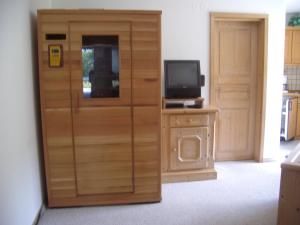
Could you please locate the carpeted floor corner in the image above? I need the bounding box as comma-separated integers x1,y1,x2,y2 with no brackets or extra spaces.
38,161,281,225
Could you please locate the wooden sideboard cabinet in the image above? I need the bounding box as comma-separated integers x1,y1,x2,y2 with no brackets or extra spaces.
162,108,218,183
277,148,300,225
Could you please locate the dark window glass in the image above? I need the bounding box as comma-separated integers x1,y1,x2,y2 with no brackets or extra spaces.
82,35,119,98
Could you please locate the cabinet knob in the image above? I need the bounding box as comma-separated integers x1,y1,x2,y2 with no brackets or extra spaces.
176,120,180,124
189,119,193,123
173,148,177,152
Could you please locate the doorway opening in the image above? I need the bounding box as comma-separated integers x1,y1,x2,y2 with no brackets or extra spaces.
280,24,300,160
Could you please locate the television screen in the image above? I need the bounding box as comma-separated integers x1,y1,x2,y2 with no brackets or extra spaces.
165,61,200,88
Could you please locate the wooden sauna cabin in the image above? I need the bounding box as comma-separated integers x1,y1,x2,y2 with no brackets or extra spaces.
37,9,162,207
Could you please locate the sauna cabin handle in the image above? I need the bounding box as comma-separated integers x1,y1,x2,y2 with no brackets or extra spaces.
72,91,79,113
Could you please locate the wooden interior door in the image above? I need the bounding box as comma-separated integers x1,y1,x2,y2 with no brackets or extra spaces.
70,22,133,195
169,127,208,171
213,21,258,161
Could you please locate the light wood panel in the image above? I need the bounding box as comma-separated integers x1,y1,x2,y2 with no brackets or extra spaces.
292,30,300,64
170,127,208,171
162,108,217,183
45,108,76,199
213,21,258,161
285,27,300,65
285,30,292,64
134,107,160,194
278,159,300,225
40,22,70,108
210,13,268,162
132,21,160,105
170,114,209,127
38,9,161,207
73,107,133,195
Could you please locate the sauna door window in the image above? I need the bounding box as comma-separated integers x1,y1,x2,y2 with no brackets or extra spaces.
82,35,119,98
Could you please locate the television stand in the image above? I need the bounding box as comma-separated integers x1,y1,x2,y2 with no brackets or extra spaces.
162,97,204,109
161,99,218,183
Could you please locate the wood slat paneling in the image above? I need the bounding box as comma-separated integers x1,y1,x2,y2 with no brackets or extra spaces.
45,108,76,199
38,10,161,207
134,107,160,194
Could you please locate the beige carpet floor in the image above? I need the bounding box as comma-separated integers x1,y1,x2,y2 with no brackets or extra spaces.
38,161,282,225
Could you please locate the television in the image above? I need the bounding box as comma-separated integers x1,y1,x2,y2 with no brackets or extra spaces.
164,60,205,98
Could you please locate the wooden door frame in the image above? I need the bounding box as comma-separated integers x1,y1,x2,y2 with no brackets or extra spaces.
210,12,268,162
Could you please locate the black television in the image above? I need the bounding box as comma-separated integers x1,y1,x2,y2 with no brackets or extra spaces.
164,60,205,98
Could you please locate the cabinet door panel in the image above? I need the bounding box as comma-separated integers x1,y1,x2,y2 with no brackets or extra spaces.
134,106,160,194
292,31,300,64
73,107,133,195
132,19,160,105
45,108,76,198
285,30,292,64
170,127,209,171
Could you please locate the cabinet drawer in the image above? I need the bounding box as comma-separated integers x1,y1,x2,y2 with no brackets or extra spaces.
170,114,209,127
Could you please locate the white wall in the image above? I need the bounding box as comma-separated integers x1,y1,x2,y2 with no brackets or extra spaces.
286,0,300,13
51,0,285,160
0,0,50,225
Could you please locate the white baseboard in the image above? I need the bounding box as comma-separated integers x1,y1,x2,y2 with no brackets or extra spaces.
32,204,46,225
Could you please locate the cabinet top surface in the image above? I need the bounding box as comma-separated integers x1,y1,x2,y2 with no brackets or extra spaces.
37,9,162,15
286,26,300,31
282,146,300,170
282,92,300,98
162,106,218,114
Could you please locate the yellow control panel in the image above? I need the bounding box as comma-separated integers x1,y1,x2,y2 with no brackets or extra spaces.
48,45,63,67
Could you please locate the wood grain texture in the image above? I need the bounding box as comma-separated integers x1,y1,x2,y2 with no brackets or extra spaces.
132,20,160,105
292,30,300,64
162,108,217,183
38,10,161,207
134,107,160,194
285,27,300,65
40,22,71,108
73,107,133,195
214,21,258,161
44,108,76,199
285,30,292,64
277,165,300,225
210,13,268,162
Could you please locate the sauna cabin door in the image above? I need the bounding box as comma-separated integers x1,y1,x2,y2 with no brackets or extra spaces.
69,22,133,195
